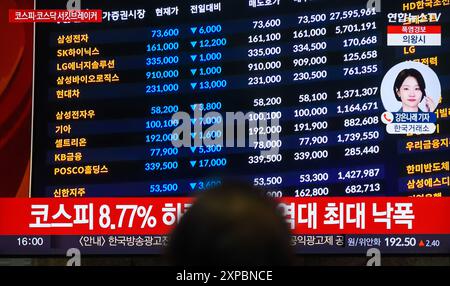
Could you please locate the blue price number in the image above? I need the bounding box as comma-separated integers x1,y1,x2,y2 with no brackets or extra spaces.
151,28,179,38
146,84,179,94
149,183,179,193
146,56,179,66
145,161,179,172
146,133,179,143
146,119,179,130
150,147,179,157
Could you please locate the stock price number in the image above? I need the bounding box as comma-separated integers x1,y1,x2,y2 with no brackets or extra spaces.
338,168,380,180
253,176,283,187
343,64,378,77
345,183,381,194
248,154,283,164
294,150,329,161
384,237,417,247
343,50,378,62
335,21,377,35
344,145,380,157
295,187,329,197
337,130,380,143
337,87,378,100
294,121,328,132
299,172,329,183
337,102,379,115
344,116,379,128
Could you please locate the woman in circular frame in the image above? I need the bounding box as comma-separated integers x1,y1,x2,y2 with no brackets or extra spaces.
393,68,436,112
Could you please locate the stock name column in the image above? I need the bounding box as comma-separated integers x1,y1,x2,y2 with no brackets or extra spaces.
52,32,114,198
49,8,171,197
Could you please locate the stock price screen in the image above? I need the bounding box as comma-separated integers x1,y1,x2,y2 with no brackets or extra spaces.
27,0,450,254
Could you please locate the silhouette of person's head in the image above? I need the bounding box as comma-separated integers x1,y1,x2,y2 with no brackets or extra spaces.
166,183,293,266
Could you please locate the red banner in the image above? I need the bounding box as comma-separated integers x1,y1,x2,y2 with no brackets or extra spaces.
387,25,441,34
0,198,449,235
9,9,102,23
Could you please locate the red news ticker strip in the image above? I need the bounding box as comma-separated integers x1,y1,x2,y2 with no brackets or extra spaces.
0,198,449,235
387,25,442,34
9,9,103,23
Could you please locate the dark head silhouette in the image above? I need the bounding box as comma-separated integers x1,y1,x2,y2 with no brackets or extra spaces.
166,183,293,266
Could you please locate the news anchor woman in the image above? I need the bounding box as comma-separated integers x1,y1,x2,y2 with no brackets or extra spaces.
394,68,436,112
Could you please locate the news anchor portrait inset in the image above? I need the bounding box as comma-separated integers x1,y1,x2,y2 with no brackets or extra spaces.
380,61,441,113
